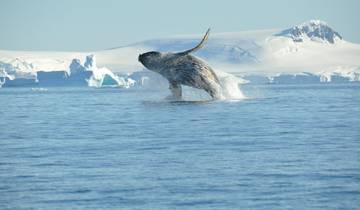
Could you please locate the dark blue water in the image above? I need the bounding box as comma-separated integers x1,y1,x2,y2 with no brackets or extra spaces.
1,84,360,209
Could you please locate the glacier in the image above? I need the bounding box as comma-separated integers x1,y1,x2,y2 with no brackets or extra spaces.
0,20,360,88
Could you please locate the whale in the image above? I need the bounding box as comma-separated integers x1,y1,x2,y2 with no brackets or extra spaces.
138,29,222,99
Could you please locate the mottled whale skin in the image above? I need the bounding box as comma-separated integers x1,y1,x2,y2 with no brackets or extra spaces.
138,29,222,99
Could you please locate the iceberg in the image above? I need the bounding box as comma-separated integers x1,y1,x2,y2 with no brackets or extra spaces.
0,59,38,87
69,59,87,75
35,54,129,87
85,55,135,88
0,54,131,88
36,58,92,87
3,77,37,87
319,69,360,83
269,72,321,84
37,71,69,86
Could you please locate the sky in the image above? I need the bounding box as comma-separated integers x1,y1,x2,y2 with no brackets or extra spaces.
0,0,359,51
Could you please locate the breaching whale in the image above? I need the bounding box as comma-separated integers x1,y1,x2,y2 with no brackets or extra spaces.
138,29,222,99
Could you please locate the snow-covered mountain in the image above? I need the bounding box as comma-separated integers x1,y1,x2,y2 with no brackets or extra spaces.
275,20,342,44
0,20,360,87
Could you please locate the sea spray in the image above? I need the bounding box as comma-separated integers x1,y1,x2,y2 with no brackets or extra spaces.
215,70,248,100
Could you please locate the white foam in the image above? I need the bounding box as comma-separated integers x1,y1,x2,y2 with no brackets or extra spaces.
31,88,48,92
215,70,248,100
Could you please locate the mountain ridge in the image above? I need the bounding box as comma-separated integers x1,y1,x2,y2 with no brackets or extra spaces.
276,20,343,44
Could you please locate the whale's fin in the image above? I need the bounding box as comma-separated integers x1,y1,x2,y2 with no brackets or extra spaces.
177,28,210,56
168,81,182,100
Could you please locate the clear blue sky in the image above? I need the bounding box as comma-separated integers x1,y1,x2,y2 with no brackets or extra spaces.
0,0,359,51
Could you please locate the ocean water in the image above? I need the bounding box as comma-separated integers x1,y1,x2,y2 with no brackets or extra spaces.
0,84,360,210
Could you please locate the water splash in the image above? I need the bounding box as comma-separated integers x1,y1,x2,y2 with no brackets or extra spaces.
216,70,248,100
167,70,247,101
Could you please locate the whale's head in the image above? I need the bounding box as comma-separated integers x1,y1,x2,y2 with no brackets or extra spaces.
138,51,163,72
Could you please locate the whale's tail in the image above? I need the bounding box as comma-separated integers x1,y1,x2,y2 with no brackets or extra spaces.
177,28,210,56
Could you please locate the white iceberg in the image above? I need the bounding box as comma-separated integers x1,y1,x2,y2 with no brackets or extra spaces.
85,55,135,88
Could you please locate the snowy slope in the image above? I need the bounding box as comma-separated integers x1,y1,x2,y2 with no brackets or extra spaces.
1,20,360,84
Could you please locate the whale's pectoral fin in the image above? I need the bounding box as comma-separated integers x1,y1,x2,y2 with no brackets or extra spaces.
169,81,182,100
